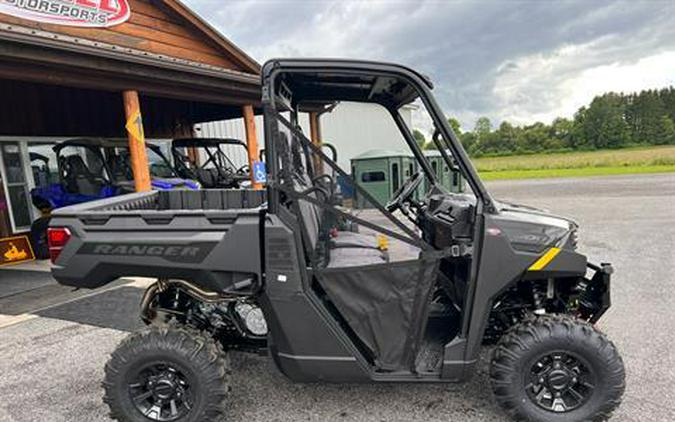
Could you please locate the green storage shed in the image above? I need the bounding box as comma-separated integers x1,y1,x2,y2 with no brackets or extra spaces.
423,150,464,194
351,149,416,209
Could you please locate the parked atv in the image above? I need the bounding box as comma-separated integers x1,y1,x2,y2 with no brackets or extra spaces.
30,138,197,259
171,138,251,188
49,60,624,422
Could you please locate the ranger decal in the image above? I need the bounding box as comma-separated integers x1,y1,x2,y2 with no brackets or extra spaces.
79,242,214,263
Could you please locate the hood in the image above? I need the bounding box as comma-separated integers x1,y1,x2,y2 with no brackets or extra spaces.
492,199,578,253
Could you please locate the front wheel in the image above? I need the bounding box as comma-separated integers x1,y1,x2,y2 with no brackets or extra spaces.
490,314,625,422
103,326,230,422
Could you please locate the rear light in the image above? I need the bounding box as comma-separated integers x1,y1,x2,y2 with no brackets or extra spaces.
47,227,71,264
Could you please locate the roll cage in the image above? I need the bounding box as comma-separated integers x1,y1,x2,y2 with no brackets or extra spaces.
53,138,180,185
260,59,494,375
261,59,494,214
171,138,250,188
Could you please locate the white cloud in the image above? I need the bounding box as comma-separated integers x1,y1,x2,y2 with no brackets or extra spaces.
491,41,675,125
561,51,675,115
185,0,675,130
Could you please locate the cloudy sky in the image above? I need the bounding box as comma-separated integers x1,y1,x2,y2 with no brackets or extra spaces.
186,0,675,131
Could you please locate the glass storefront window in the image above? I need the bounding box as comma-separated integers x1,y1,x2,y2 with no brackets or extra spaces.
0,142,32,231
7,185,31,228
2,144,24,183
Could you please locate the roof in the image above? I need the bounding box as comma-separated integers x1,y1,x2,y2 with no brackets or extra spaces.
351,149,414,161
164,0,260,74
262,58,434,89
54,138,164,151
423,149,453,156
0,0,261,76
172,138,247,148
0,25,260,106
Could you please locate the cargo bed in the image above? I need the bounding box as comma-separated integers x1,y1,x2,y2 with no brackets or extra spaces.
50,189,267,292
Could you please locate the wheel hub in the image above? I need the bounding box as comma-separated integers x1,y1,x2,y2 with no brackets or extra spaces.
547,368,572,390
128,363,193,421
526,352,595,413
151,378,178,400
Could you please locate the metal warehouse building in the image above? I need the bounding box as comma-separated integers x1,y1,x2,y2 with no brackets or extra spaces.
0,0,263,262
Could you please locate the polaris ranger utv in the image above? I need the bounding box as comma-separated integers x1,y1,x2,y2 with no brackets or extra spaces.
49,60,624,422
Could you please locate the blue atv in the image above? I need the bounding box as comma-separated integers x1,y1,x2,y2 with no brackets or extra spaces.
30,138,198,259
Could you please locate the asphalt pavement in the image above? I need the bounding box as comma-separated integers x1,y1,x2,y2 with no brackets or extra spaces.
0,173,673,422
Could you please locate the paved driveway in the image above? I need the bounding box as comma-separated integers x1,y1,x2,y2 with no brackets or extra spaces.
0,173,673,421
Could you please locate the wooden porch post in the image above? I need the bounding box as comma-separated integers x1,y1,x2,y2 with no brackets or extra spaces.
242,105,263,190
122,90,151,192
309,111,322,174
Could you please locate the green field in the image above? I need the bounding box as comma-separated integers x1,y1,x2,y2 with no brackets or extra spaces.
473,146,675,180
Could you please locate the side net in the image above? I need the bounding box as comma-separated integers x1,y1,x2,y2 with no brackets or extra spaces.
269,110,447,371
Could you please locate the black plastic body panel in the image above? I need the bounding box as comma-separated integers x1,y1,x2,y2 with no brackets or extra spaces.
260,211,370,382
50,190,265,292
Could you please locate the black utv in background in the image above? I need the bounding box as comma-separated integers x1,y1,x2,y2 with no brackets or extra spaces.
171,138,251,188
49,59,625,422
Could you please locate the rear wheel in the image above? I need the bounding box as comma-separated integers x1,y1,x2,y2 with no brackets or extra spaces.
490,314,625,422
103,326,230,422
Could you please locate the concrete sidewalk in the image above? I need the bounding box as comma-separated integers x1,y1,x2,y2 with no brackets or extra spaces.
0,267,150,330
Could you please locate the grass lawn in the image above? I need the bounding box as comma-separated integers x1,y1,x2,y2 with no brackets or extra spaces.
474,145,675,180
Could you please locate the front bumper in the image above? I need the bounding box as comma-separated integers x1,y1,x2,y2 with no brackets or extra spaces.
578,262,613,323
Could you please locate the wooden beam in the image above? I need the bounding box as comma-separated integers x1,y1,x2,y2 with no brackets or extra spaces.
309,111,323,175
242,105,262,190
123,90,152,192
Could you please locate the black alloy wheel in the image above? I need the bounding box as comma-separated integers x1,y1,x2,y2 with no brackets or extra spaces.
128,362,193,421
103,326,230,422
490,314,625,422
526,351,595,413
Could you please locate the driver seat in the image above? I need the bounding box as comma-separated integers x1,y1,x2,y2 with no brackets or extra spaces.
287,133,381,251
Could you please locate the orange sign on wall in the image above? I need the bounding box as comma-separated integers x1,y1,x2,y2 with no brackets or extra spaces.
0,235,35,267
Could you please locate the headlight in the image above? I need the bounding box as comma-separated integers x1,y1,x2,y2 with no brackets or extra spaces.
560,229,578,251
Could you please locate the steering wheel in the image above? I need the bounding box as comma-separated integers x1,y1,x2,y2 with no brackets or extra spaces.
385,171,424,213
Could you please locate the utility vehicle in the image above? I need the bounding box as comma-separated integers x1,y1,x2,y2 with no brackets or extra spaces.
30,138,196,258
49,60,624,422
171,138,251,188
100,139,200,192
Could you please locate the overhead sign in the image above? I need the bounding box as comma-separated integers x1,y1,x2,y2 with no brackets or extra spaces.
0,235,35,267
0,0,131,28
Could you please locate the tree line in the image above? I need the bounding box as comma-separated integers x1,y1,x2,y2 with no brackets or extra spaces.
414,86,675,157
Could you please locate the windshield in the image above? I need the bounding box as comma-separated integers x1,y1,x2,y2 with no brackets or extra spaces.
103,145,177,182
57,145,109,182
399,98,469,198
147,147,176,178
